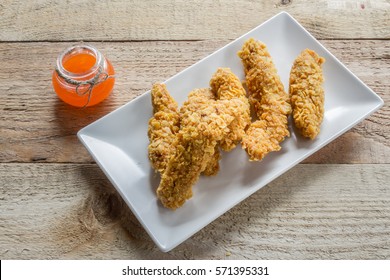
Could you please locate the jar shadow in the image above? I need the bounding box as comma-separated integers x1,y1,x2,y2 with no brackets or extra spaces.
54,94,117,130
53,94,118,162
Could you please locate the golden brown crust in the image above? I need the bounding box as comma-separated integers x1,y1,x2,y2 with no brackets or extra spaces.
156,68,251,209
210,68,251,151
147,84,180,173
290,49,325,139
156,88,233,209
150,83,178,114
238,38,291,161
202,146,221,176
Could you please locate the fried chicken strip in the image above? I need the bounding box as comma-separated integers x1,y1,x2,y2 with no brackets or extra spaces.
157,88,234,209
290,49,325,139
210,68,251,151
157,68,250,209
148,83,221,176
238,38,291,161
147,83,180,173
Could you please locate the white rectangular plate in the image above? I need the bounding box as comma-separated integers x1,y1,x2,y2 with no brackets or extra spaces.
78,12,384,252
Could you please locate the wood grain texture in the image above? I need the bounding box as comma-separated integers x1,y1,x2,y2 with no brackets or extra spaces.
0,163,389,259
0,40,389,163
0,0,389,41
0,0,389,261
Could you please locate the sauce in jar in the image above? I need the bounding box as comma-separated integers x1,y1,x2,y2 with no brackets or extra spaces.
52,45,115,107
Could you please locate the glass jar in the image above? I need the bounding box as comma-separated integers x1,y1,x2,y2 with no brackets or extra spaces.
52,45,115,107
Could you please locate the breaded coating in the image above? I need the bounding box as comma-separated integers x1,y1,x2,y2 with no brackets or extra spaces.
290,49,325,139
157,88,234,209
210,68,251,151
238,38,291,161
156,68,250,209
179,88,225,177
202,146,221,176
150,83,177,114
147,84,180,173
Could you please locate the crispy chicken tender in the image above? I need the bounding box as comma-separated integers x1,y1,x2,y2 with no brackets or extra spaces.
238,38,291,161
148,84,221,176
290,49,325,139
148,84,180,173
179,88,223,177
210,68,251,151
156,68,250,209
156,88,234,209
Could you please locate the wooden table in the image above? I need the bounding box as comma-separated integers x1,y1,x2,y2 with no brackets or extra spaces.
1,0,389,259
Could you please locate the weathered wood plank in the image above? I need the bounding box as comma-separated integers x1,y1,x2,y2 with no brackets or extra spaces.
0,40,388,163
0,163,389,259
0,0,389,41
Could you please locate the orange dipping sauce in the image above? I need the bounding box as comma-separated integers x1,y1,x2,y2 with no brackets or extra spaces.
63,53,97,74
52,45,115,107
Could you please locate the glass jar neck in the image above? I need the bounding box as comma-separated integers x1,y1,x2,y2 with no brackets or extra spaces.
56,45,103,81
